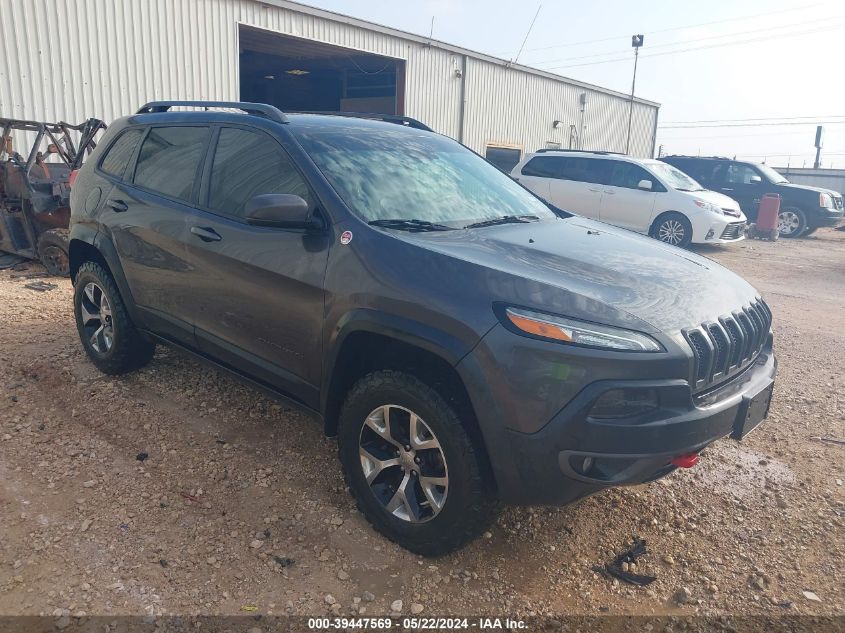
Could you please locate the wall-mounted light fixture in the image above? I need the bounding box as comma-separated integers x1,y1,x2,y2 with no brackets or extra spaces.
553,120,563,129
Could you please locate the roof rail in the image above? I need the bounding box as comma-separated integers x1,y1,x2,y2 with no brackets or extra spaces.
662,154,731,160
136,101,288,124
535,148,625,156
294,111,433,132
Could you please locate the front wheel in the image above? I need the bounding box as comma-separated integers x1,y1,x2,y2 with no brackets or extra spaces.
778,207,807,238
337,370,498,556
651,212,693,248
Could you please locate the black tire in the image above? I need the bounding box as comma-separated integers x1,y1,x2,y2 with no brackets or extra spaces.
777,206,807,238
36,228,70,276
337,370,498,556
73,261,155,374
651,212,693,248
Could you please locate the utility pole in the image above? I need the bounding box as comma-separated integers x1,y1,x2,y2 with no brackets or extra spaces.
626,34,644,155
814,125,824,169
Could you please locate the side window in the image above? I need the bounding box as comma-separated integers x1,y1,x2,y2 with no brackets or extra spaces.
207,128,311,219
133,127,210,202
521,156,561,178
100,129,143,179
607,161,654,189
559,157,606,184
724,163,760,185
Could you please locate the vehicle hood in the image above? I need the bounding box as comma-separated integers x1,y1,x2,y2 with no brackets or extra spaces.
688,189,742,210
778,182,842,197
397,216,760,334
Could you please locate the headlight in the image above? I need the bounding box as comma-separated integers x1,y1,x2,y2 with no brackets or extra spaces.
693,199,723,214
820,193,833,208
504,307,663,352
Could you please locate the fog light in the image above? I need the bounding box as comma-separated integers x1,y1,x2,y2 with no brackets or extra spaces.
589,388,659,419
706,228,715,240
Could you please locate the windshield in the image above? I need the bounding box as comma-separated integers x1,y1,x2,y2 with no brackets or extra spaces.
756,163,789,184
294,126,556,228
648,162,705,192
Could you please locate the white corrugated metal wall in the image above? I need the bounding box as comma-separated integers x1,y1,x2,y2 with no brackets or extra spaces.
0,0,658,157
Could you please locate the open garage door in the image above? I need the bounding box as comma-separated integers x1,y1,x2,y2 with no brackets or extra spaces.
239,25,405,115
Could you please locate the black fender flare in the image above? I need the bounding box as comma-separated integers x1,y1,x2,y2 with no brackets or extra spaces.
68,224,142,326
319,308,480,417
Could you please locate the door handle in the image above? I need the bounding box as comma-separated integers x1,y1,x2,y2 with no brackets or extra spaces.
106,199,128,212
603,190,616,195
190,226,222,242
722,187,734,191
588,188,602,193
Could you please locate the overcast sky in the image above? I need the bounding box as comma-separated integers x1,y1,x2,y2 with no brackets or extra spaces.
303,0,845,167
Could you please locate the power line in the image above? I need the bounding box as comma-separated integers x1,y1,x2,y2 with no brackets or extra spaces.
539,22,845,70
526,14,841,67
660,120,845,130
662,115,845,125
513,5,542,64
494,2,828,56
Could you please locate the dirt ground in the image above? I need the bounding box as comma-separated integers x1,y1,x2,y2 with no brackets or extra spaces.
0,228,843,623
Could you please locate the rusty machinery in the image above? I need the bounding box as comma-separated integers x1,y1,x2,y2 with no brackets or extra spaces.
0,118,107,275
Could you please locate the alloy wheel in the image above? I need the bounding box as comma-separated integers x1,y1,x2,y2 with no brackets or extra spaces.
358,404,449,523
778,210,800,236
79,282,114,353
658,219,685,245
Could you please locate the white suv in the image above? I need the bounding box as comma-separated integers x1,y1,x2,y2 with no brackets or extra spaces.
511,150,746,247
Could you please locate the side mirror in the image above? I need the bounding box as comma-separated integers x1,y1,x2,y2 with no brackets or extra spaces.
637,179,653,191
244,194,322,230
749,175,762,184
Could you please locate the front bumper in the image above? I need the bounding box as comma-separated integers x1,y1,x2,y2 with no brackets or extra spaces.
464,341,776,505
691,217,746,244
814,207,844,227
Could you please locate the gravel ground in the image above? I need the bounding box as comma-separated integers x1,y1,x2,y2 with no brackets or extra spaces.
0,228,843,622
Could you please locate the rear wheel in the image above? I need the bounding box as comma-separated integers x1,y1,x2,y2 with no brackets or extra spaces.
73,261,155,374
337,370,498,555
777,207,807,238
37,229,70,276
651,212,693,248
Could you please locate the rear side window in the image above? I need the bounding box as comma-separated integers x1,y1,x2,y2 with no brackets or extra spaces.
207,127,311,218
522,156,606,183
133,127,210,202
521,156,561,178
100,129,143,179
560,157,606,184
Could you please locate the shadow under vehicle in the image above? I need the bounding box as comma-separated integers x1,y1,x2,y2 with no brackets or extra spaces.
0,118,106,275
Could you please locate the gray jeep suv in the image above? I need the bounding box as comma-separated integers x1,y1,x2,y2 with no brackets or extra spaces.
68,101,777,554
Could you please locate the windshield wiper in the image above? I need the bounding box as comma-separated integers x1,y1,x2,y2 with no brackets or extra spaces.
464,215,540,229
368,218,455,232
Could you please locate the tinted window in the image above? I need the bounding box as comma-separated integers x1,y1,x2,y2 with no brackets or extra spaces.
208,128,311,218
134,127,209,202
559,157,606,184
522,156,606,183
521,156,562,178
100,129,143,179
607,161,655,189
485,146,522,172
722,163,761,185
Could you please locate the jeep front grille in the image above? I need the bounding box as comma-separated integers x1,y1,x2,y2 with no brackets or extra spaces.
683,299,772,391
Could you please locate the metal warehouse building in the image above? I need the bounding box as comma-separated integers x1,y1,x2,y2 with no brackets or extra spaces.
0,0,660,166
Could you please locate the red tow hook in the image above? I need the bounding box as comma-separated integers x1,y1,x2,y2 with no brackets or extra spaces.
671,453,700,468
